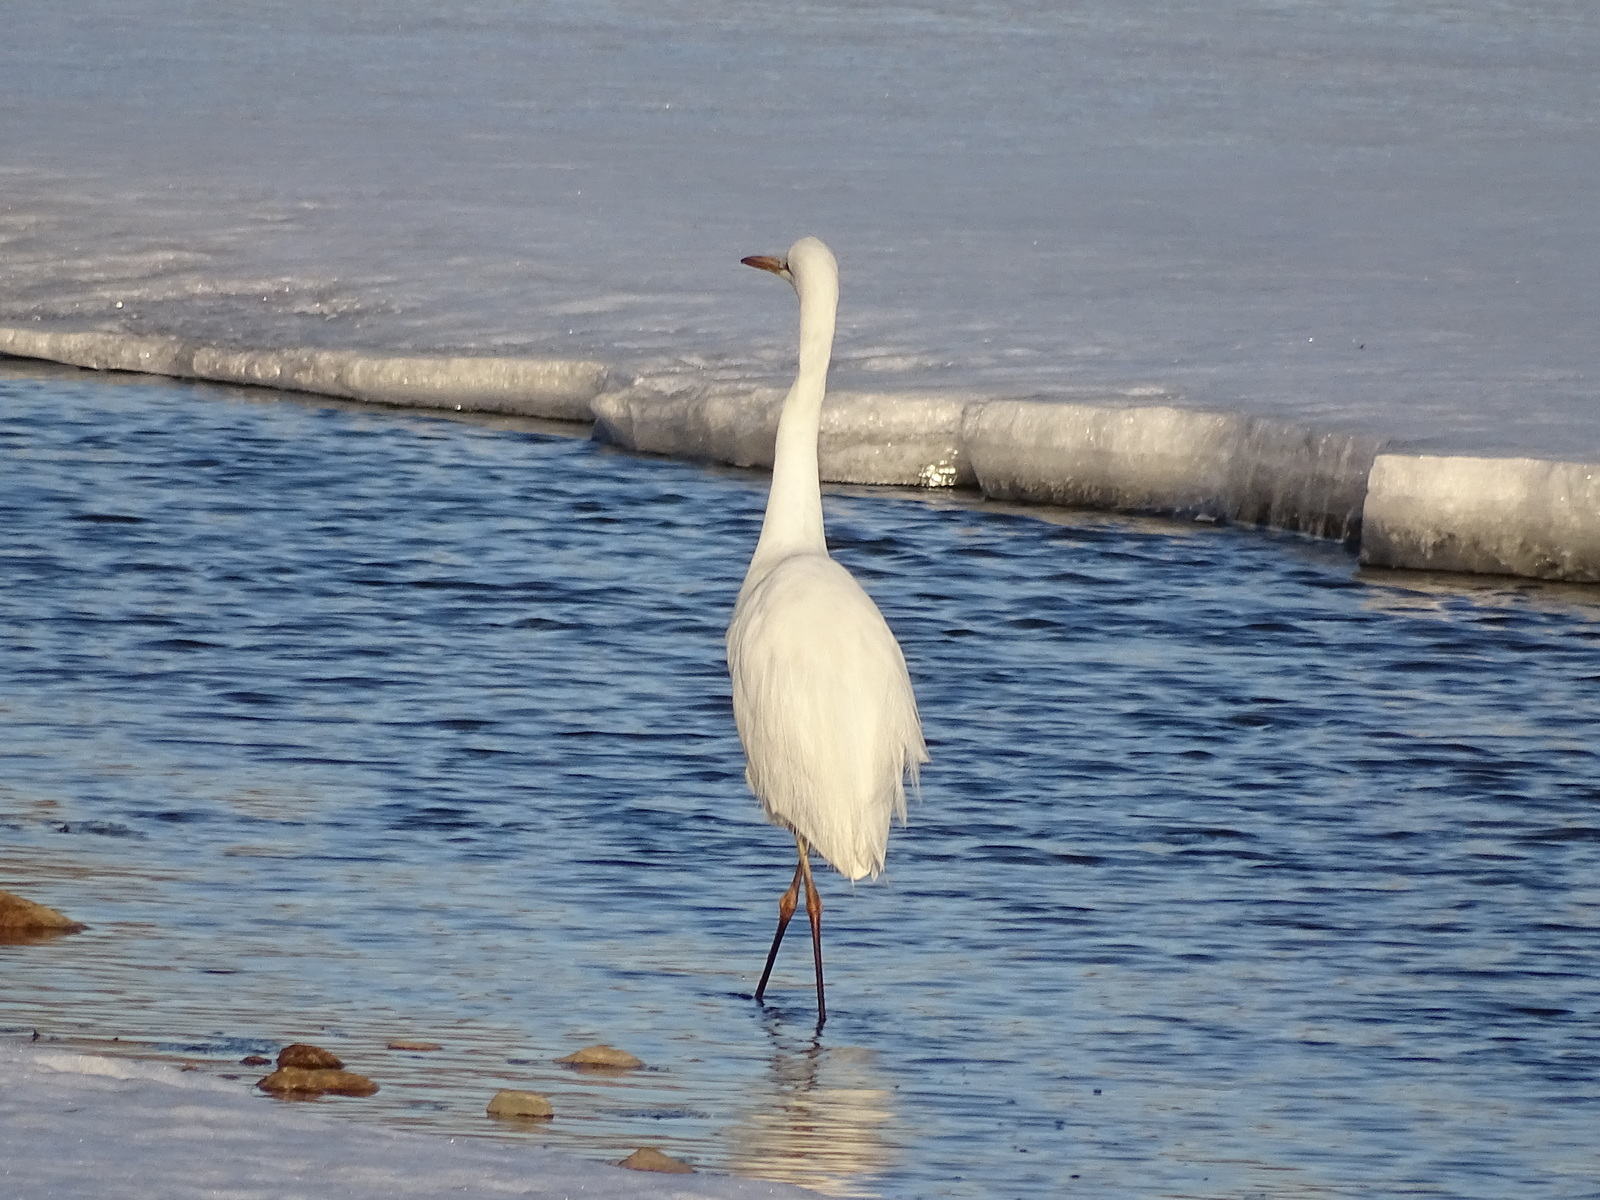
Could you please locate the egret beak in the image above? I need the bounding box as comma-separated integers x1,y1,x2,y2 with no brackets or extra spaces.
741,254,790,279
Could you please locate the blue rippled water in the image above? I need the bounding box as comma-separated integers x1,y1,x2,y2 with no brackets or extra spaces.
2,364,1598,1200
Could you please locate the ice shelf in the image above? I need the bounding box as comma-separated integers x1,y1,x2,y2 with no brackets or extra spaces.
0,327,607,421
962,400,1382,543
6,324,1598,584
592,384,976,487
1361,454,1600,583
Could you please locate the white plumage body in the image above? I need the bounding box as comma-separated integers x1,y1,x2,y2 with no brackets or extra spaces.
728,550,923,880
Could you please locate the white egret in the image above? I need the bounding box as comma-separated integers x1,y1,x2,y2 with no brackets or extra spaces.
727,237,928,1026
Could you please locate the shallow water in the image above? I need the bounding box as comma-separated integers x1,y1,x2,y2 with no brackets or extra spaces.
3,367,1599,1200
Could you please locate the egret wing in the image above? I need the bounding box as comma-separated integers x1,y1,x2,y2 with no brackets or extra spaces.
727,554,926,879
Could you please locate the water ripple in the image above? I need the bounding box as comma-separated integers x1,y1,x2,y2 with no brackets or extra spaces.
1,367,1598,1199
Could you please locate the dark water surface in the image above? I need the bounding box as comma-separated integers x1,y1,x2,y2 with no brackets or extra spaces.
2,366,1598,1200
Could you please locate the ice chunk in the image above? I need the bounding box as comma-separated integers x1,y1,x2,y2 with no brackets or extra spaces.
592,384,976,487
961,400,1380,541
1361,454,1600,582
1227,418,1386,543
962,401,1238,516
0,327,607,421
592,384,787,472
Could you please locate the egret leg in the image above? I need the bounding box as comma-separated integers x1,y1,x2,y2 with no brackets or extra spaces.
754,856,805,1004
797,844,826,1027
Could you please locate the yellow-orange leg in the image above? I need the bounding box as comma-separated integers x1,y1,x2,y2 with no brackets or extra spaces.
797,842,826,1027
755,855,805,1004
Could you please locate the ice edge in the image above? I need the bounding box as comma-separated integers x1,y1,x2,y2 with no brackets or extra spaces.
5,325,1596,584
0,326,608,422
1362,454,1600,584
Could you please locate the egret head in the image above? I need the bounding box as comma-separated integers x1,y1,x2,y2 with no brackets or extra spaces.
741,236,837,296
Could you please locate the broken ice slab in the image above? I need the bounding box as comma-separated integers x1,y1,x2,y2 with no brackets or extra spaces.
0,326,608,421
591,383,977,487
1361,453,1600,583
961,400,1381,543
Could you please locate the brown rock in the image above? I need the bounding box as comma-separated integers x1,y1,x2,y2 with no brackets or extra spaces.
387,1039,443,1052
277,1043,343,1070
556,1044,643,1070
617,1147,694,1174
486,1088,553,1120
240,1055,271,1066
0,890,86,934
257,1067,378,1097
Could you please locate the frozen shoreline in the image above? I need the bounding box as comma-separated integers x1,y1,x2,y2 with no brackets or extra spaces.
3,2,1594,584
0,326,607,421
4,327,1595,584
0,1040,821,1200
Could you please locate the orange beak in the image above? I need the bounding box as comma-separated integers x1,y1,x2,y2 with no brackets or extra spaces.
741,255,788,276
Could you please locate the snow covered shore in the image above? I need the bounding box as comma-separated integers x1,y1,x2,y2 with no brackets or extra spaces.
0,1043,819,1200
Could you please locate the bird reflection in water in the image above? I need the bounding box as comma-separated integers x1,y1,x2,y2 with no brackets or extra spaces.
727,1019,897,1198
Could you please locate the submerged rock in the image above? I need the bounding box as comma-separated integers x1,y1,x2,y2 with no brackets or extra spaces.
257,1043,375,1096
617,1147,694,1174
387,1039,443,1052
257,1066,378,1097
276,1043,343,1070
486,1089,553,1120
556,1044,643,1070
0,890,86,933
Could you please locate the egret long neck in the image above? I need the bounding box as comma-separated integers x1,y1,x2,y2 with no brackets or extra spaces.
747,270,837,577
